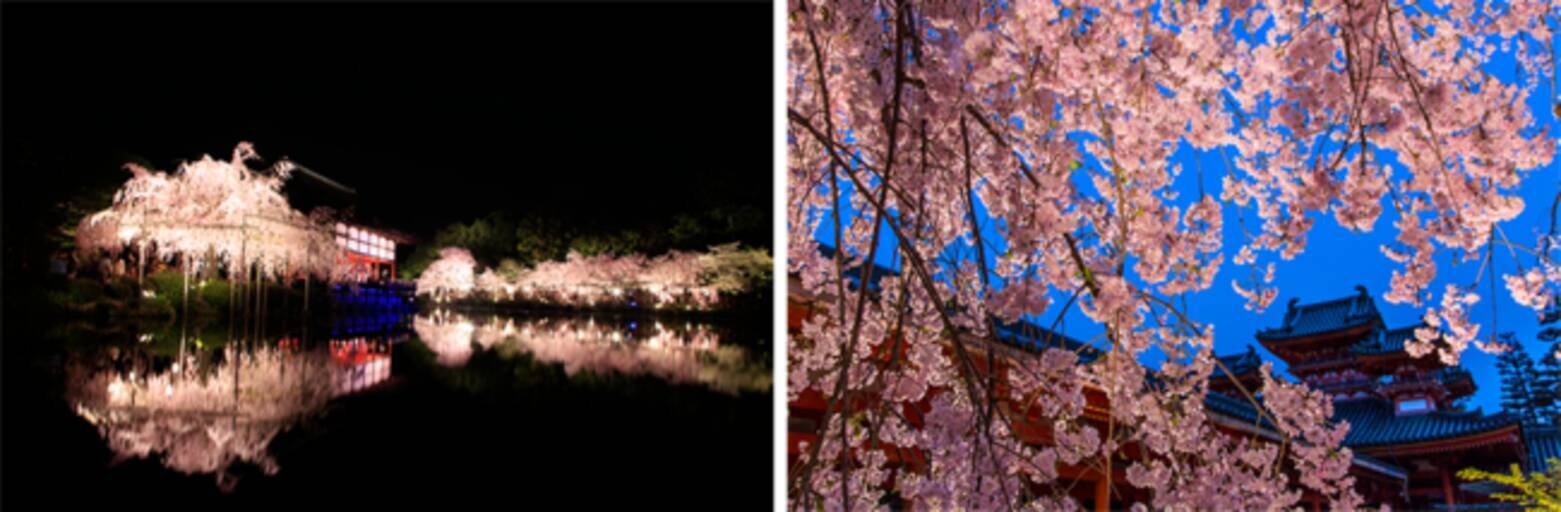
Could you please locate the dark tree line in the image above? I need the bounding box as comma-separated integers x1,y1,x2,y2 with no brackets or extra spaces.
1498,334,1560,425
1500,298,1561,426
400,205,769,280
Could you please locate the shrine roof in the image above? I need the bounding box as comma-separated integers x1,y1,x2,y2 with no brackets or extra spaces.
1202,390,1409,479
1334,398,1519,448
1526,426,1561,473
815,244,899,293
1212,345,1263,380
810,245,1102,363
1203,390,1271,428
991,319,1102,364
1256,286,1383,343
1349,324,1429,357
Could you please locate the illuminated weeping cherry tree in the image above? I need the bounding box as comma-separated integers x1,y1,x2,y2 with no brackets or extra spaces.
788,0,1555,509
75,142,337,315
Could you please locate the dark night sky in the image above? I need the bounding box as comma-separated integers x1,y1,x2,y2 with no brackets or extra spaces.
3,2,771,239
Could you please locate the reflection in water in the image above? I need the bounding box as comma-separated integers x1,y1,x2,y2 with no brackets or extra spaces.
56,311,764,492
413,311,770,395
65,334,396,490
412,312,483,367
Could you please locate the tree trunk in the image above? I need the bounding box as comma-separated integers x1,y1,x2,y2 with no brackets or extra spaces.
182,253,190,322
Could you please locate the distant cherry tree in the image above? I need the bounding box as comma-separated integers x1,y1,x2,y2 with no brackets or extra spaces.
414,247,477,300
416,245,770,310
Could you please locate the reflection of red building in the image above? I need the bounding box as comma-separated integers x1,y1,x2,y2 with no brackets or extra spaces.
334,223,403,283
329,337,392,396
274,336,394,396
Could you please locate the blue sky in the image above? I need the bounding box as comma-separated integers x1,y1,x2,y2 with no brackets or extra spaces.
808,9,1558,414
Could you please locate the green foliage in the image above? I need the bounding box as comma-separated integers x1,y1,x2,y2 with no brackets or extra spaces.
403,212,519,277
1458,461,1561,511
513,215,576,265
66,278,104,304
668,213,705,248
698,243,773,293
103,277,139,300
148,270,186,297
569,229,659,257
47,153,145,253
135,292,177,317
496,258,527,280
198,278,232,313
50,269,234,319
406,205,771,280
1500,335,1543,425
666,205,767,253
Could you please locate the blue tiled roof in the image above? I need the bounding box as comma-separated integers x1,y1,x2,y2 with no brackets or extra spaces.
1334,399,1519,448
817,245,899,293
1204,390,1272,429
992,319,1102,364
1350,324,1428,356
1212,345,1263,379
1526,426,1561,473
1204,392,1413,478
811,246,1101,364
1257,286,1383,342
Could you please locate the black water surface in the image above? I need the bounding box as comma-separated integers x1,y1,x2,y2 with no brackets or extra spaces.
3,310,771,509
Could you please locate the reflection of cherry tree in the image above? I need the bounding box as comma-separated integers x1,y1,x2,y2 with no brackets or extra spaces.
75,142,336,281
412,310,486,366
66,345,335,489
413,312,770,394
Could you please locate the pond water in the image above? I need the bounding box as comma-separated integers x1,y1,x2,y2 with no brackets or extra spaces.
5,309,772,508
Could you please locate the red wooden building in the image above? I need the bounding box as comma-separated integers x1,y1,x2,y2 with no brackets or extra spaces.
1236,286,1547,510
333,222,404,283
785,257,1410,510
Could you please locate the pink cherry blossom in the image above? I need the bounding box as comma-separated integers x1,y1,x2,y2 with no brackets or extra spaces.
787,0,1555,508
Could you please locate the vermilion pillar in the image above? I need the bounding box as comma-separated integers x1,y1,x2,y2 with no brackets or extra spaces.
1442,467,1456,508
1094,477,1109,512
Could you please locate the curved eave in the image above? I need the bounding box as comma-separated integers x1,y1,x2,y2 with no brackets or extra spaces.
1350,453,1410,481
1257,323,1378,354
1205,409,1409,482
1352,423,1523,457
1287,357,1359,376
1354,350,1446,370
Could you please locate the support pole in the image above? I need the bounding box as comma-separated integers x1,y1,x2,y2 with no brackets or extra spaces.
1094,474,1110,512
1442,466,1456,509
182,253,190,322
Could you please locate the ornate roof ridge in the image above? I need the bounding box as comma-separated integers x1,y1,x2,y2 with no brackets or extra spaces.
1212,345,1263,378
1350,322,1439,356
1257,286,1383,342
